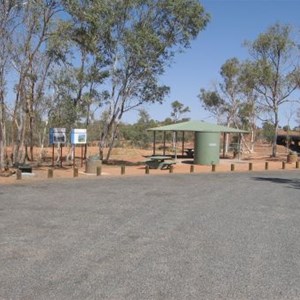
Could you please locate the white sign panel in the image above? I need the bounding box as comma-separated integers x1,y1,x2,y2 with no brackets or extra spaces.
71,129,87,144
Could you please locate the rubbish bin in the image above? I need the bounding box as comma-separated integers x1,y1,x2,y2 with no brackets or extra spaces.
85,156,102,174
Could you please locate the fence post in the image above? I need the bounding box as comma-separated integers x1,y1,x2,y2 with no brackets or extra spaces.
73,167,78,177
121,165,125,175
48,168,53,178
145,165,150,175
248,163,253,171
231,164,235,172
16,169,22,180
96,166,102,176
282,161,286,170
265,162,269,170
190,165,194,173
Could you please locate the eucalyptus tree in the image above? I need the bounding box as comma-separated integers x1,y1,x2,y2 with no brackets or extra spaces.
0,1,20,168
199,58,244,127
64,0,210,161
119,109,156,148
199,57,261,152
170,100,190,150
297,109,300,129
198,89,225,124
243,23,300,157
170,100,190,123
8,0,62,164
199,58,245,152
51,4,108,128
238,63,260,152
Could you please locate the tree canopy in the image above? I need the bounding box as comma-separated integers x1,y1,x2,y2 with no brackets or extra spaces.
243,23,300,156
199,24,300,156
0,0,210,166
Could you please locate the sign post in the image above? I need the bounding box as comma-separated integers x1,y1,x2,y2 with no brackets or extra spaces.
70,129,87,167
49,128,66,167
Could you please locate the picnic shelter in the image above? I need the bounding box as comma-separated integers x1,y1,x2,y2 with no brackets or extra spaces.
148,120,248,165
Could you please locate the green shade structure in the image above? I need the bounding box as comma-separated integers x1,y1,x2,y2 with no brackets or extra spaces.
148,120,248,133
148,120,248,165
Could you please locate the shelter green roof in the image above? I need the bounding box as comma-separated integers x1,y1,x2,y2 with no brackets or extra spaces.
148,120,248,133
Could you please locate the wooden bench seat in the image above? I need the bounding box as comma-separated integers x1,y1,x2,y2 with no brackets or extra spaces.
159,161,176,170
144,160,176,170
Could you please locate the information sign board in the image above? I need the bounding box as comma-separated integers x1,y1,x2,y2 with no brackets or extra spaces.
71,129,87,144
49,128,66,144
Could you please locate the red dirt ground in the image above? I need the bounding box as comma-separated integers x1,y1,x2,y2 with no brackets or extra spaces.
0,144,299,185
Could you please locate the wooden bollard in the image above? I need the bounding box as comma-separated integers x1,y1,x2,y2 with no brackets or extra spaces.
96,166,102,176
73,167,78,177
121,165,125,175
16,169,22,180
169,165,174,173
296,161,299,169
265,162,269,170
48,168,53,178
190,165,194,173
282,161,286,170
211,164,216,172
249,163,253,171
145,165,150,174
231,164,235,171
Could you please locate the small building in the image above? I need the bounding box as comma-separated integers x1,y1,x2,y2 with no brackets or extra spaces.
148,120,248,165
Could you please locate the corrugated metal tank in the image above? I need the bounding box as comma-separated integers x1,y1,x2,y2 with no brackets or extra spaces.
194,132,220,165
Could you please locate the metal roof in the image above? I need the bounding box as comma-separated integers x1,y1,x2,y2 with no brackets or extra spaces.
148,120,248,133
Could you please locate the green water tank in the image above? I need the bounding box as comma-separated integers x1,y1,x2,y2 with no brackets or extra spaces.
194,132,220,165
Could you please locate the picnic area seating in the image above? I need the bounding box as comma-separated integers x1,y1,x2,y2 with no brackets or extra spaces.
145,156,176,170
185,148,194,158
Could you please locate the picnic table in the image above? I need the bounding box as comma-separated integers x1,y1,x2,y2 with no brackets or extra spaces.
185,148,194,158
145,156,176,170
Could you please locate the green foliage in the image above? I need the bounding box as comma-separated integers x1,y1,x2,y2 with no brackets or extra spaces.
119,109,157,148
237,101,256,130
261,122,275,143
48,97,79,134
199,89,225,118
63,0,210,160
1,0,210,160
170,100,190,122
244,23,300,156
199,57,248,127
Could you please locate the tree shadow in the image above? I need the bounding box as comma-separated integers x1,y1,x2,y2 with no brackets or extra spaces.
104,159,145,166
181,160,194,165
253,177,300,190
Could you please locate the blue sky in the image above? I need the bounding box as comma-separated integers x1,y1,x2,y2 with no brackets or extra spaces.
125,0,300,127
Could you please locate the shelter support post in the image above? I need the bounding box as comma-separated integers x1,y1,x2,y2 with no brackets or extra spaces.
163,131,166,155
222,132,226,158
153,131,156,155
182,132,185,156
174,131,178,160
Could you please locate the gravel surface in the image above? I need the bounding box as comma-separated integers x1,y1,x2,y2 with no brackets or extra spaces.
1,171,300,299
